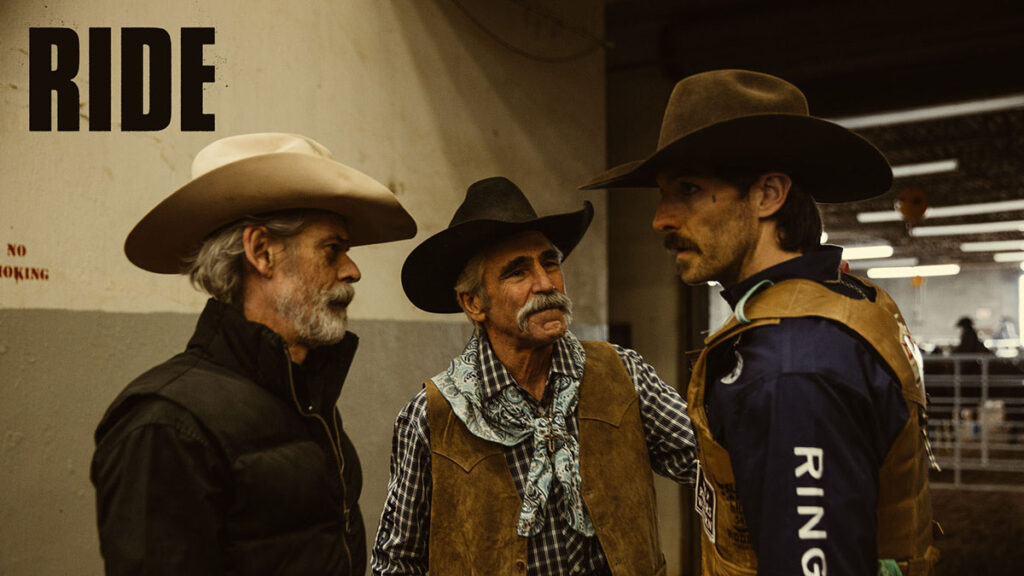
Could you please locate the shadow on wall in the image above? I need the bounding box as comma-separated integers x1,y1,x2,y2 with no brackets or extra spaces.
391,0,603,199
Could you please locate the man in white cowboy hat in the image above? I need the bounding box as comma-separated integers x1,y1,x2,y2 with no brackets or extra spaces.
371,177,697,576
91,133,416,575
583,69,941,575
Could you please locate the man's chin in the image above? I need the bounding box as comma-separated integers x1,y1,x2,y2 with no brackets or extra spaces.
524,318,568,344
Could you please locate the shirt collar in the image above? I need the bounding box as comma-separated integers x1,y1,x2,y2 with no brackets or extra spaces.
720,245,844,309
476,330,583,401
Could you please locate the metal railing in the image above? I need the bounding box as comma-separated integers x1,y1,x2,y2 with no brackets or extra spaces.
923,354,1024,491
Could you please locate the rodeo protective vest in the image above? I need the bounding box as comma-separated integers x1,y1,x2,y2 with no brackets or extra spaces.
688,278,939,576
424,341,666,576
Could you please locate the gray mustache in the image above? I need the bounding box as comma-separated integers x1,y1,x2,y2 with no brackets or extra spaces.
323,283,355,307
516,291,573,332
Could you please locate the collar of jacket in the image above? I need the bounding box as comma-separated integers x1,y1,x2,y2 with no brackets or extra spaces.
186,298,359,413
720,245,844,309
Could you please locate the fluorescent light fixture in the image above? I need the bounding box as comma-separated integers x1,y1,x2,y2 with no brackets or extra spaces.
842,244,894,260
848,257,918,270
858,199,1024,223
962,240,1024,252
994,252,1024,262
857,211,902,223
891,159,959,178
910,220,1024,237
831,93,1024,129
867,264,960,279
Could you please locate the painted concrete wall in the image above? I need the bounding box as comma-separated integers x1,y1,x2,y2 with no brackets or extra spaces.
606,66,695,574
1,1,608,574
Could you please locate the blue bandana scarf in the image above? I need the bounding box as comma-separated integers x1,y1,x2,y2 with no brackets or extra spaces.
430,331,596,537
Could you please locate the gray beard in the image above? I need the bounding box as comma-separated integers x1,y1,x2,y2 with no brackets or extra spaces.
274,282,354,348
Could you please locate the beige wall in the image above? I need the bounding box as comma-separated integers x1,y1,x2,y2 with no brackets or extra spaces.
0,0,606,320
1,1,609,574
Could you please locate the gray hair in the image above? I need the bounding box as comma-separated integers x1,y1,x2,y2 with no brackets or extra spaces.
452,240,566,328
182,211,309,305
453,250,489,326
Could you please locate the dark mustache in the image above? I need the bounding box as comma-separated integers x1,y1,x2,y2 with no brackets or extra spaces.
664,233,700,253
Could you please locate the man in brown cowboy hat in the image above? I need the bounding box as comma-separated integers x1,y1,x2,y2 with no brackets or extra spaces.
91,133,416,575
583,69,940,575
371,177,698,576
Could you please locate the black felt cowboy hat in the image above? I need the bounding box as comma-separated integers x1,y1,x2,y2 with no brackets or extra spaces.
402,177,593,313
580,69,892,202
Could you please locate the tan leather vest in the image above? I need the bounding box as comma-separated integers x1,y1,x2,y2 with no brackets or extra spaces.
425,341,667,576
688,278,939,576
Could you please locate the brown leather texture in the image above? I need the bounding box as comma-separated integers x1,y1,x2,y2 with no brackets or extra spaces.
424,340,666,575
688,277,936,575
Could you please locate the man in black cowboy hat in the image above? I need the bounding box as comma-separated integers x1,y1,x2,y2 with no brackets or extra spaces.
91,133,416,575
583,69,940,575
371,177,698,576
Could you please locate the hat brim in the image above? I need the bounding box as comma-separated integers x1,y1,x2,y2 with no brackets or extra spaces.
402,201,594,313
580,114,892,203
125,152,417,273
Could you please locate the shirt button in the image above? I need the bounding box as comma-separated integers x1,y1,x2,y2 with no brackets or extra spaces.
515,560,526,571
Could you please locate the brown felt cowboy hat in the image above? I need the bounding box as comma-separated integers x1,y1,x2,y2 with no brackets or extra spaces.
125,132,417,273
580,69,892,202
402,177,593,313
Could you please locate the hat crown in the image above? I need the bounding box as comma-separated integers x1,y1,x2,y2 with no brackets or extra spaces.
658,69,809,148
191,133,333,180
449,176,539,227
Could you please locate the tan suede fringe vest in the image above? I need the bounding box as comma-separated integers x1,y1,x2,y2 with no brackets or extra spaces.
425,341,667,576
688,278,939,576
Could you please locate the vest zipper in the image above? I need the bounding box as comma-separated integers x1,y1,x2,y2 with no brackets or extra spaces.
285,347,352,575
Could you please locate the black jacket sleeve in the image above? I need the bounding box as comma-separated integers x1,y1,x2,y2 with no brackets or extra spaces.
91,398,231,576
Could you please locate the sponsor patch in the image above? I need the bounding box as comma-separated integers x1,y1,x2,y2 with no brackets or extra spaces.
720,350,744,385
694,461,717,543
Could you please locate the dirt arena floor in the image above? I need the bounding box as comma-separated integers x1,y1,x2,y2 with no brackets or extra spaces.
931,483,1024,575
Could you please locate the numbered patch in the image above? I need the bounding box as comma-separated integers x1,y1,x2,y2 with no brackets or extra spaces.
694,461,717,543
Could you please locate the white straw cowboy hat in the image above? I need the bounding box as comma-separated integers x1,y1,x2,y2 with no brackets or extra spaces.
402,177,593,314
125,132,417,273
581,69,892,202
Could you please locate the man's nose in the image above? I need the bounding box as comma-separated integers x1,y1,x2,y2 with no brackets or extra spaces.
652,200,679,233
338,255,361,283
533,267,556,293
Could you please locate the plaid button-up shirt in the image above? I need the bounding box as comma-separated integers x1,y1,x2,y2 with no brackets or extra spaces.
371,332,697,576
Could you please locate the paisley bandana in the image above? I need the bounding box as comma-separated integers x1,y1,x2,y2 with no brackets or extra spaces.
431,331,596,537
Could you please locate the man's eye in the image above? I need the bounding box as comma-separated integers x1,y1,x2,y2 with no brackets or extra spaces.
680,183,700,195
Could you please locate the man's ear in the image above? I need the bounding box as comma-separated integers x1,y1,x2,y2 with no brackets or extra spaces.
458,291,487,324
242,226,275,278
752,173,792,218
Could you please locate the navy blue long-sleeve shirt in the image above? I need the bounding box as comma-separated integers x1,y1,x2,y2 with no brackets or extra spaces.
705,246,909,575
